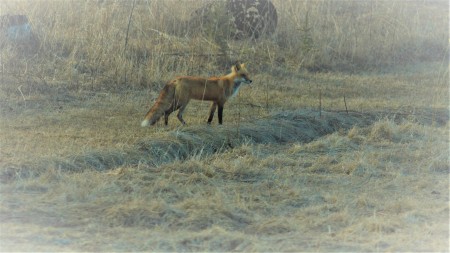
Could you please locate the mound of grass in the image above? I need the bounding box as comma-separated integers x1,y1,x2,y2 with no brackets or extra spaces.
2,109,447,183
1,117,447,251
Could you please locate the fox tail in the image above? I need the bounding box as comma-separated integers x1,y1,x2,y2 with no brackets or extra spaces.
141,83,176,127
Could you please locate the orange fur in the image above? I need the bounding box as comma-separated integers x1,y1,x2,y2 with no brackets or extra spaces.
141,63,252,126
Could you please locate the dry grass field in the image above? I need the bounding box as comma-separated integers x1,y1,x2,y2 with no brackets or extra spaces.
1,0,449,252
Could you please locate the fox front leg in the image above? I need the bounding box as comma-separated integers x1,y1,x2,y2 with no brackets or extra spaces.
207,102,217,124
218,105,224,125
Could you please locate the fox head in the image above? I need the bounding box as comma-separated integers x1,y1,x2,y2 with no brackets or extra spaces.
232,63,252,85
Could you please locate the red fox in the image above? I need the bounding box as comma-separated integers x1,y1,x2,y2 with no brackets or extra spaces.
141,63,252,127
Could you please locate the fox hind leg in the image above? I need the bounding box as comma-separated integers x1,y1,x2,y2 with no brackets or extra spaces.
163,105,172,126
176,101,189,125
164,100,183,126
164,103,176,126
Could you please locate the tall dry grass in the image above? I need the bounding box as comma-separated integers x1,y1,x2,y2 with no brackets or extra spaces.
274,0,448,70
1,0,448,90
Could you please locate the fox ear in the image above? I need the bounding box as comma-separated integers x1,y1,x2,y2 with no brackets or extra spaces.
241,63,246,69
234,63,241,71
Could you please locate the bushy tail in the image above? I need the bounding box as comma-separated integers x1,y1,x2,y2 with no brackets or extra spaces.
141,83,176,127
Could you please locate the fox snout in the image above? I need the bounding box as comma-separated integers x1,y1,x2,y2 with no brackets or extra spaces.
237,77,252,85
